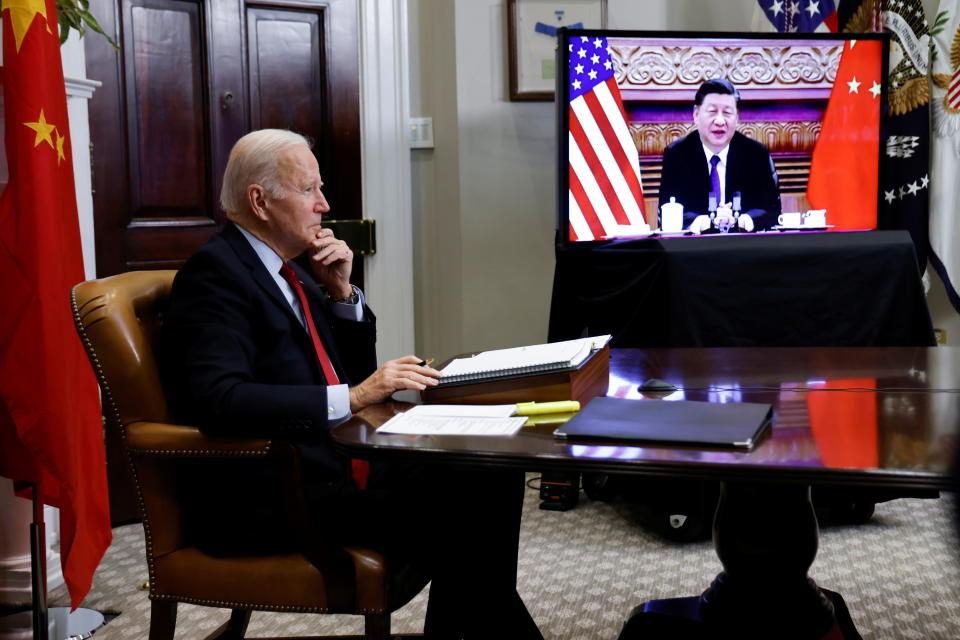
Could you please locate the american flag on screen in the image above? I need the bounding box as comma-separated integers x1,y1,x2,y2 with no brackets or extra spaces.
757,0,838,32
567,36,646,241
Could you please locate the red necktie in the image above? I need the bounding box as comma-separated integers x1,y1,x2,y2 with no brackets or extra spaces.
279,263,369,489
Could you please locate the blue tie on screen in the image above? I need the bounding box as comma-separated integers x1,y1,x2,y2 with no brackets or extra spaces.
710,155,721,206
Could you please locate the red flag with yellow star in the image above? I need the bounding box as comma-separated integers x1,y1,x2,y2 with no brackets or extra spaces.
0,0,111,609
806,39,884,230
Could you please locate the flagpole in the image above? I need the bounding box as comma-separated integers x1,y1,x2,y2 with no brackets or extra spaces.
28,483,49,640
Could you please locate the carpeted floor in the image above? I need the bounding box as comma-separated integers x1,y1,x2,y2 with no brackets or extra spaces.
68,479,960,639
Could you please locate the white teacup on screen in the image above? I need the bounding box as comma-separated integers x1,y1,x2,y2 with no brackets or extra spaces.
778,212,803,227
660,197,684,233
804,209,826,227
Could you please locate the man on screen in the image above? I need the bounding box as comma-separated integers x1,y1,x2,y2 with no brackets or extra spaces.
658,78,782,233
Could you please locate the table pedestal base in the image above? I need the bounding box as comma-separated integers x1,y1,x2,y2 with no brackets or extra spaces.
619,482,863,640
620,589,859,640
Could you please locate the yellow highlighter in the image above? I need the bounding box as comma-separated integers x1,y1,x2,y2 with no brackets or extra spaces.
522,413,577,427
515,400,581,416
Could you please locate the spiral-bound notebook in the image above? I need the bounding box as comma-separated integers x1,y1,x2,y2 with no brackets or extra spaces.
437,335,611,386
554,396,772,450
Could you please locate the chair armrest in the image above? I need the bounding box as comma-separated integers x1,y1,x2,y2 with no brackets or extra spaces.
126,422,292,559
125,421,273,457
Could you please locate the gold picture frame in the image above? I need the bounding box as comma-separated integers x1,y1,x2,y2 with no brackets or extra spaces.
507,0,607,101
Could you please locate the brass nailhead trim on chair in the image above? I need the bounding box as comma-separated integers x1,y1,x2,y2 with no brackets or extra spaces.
71,288,162,592
149,593,334,614
132,448,271,458
148,590,385,615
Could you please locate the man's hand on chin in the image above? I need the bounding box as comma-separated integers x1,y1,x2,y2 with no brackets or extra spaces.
310,228,354,298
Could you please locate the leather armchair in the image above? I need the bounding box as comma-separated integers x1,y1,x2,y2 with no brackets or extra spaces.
72,270,426,640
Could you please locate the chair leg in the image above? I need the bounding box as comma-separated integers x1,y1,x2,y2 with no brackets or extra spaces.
225,609,252,638
148,600,177,640
204,609,252,640
364,613,391,640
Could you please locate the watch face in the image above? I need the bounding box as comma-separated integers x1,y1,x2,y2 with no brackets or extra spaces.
514,1,603,94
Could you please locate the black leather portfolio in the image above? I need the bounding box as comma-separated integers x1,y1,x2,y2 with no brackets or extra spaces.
554,397,772,449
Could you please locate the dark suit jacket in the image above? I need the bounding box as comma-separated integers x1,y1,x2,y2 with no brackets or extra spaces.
161,221,377,487
658,131,782,231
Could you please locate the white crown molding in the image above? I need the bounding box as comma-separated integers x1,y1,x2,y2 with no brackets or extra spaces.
64,75,102,100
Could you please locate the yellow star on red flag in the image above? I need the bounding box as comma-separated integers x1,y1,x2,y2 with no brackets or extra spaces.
2,0,50,53
55,130,67,165
23,108,56,149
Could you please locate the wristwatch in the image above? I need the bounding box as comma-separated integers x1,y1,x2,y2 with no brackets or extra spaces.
329,285,359,304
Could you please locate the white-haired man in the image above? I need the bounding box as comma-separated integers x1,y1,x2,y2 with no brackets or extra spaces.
161,129,542,639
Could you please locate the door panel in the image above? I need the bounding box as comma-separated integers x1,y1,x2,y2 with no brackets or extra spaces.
248,10,322,134
119,0,219,270
127,2,208,215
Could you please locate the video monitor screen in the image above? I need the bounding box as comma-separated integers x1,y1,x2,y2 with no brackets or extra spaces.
558,30,889,242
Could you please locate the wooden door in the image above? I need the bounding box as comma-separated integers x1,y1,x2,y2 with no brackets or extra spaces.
84,0,361,523
84,0,360,276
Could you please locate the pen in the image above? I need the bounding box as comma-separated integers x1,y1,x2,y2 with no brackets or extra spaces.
417,358,434,367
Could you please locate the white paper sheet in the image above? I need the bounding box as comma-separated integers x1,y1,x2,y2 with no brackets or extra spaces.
376,405,526,436
398,404,516,418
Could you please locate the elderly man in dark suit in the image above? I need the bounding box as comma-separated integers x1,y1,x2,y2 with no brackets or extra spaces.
658,78,782,233
160,129,543,640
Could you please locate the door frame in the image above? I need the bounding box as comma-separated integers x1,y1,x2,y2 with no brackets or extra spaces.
359,0,416,361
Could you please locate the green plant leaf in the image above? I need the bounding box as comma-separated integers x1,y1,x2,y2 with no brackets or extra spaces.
55,0,119,48
80,10,118,48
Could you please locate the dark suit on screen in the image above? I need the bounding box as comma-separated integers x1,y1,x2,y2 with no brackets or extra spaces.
160,221,540,639
658,131,782,231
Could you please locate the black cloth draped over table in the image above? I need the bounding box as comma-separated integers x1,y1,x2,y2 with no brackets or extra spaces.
548,230,935,348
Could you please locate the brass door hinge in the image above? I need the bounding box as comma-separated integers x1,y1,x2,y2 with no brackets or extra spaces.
323,219,376,256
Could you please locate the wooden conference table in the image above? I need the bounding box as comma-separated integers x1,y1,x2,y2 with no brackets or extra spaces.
332,347,960,638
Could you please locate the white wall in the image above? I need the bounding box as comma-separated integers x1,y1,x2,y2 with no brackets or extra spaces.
409,0,465,359
409,0,958,358
452,0,556,352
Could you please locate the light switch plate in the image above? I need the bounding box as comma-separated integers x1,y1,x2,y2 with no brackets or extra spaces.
409,117,434,149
